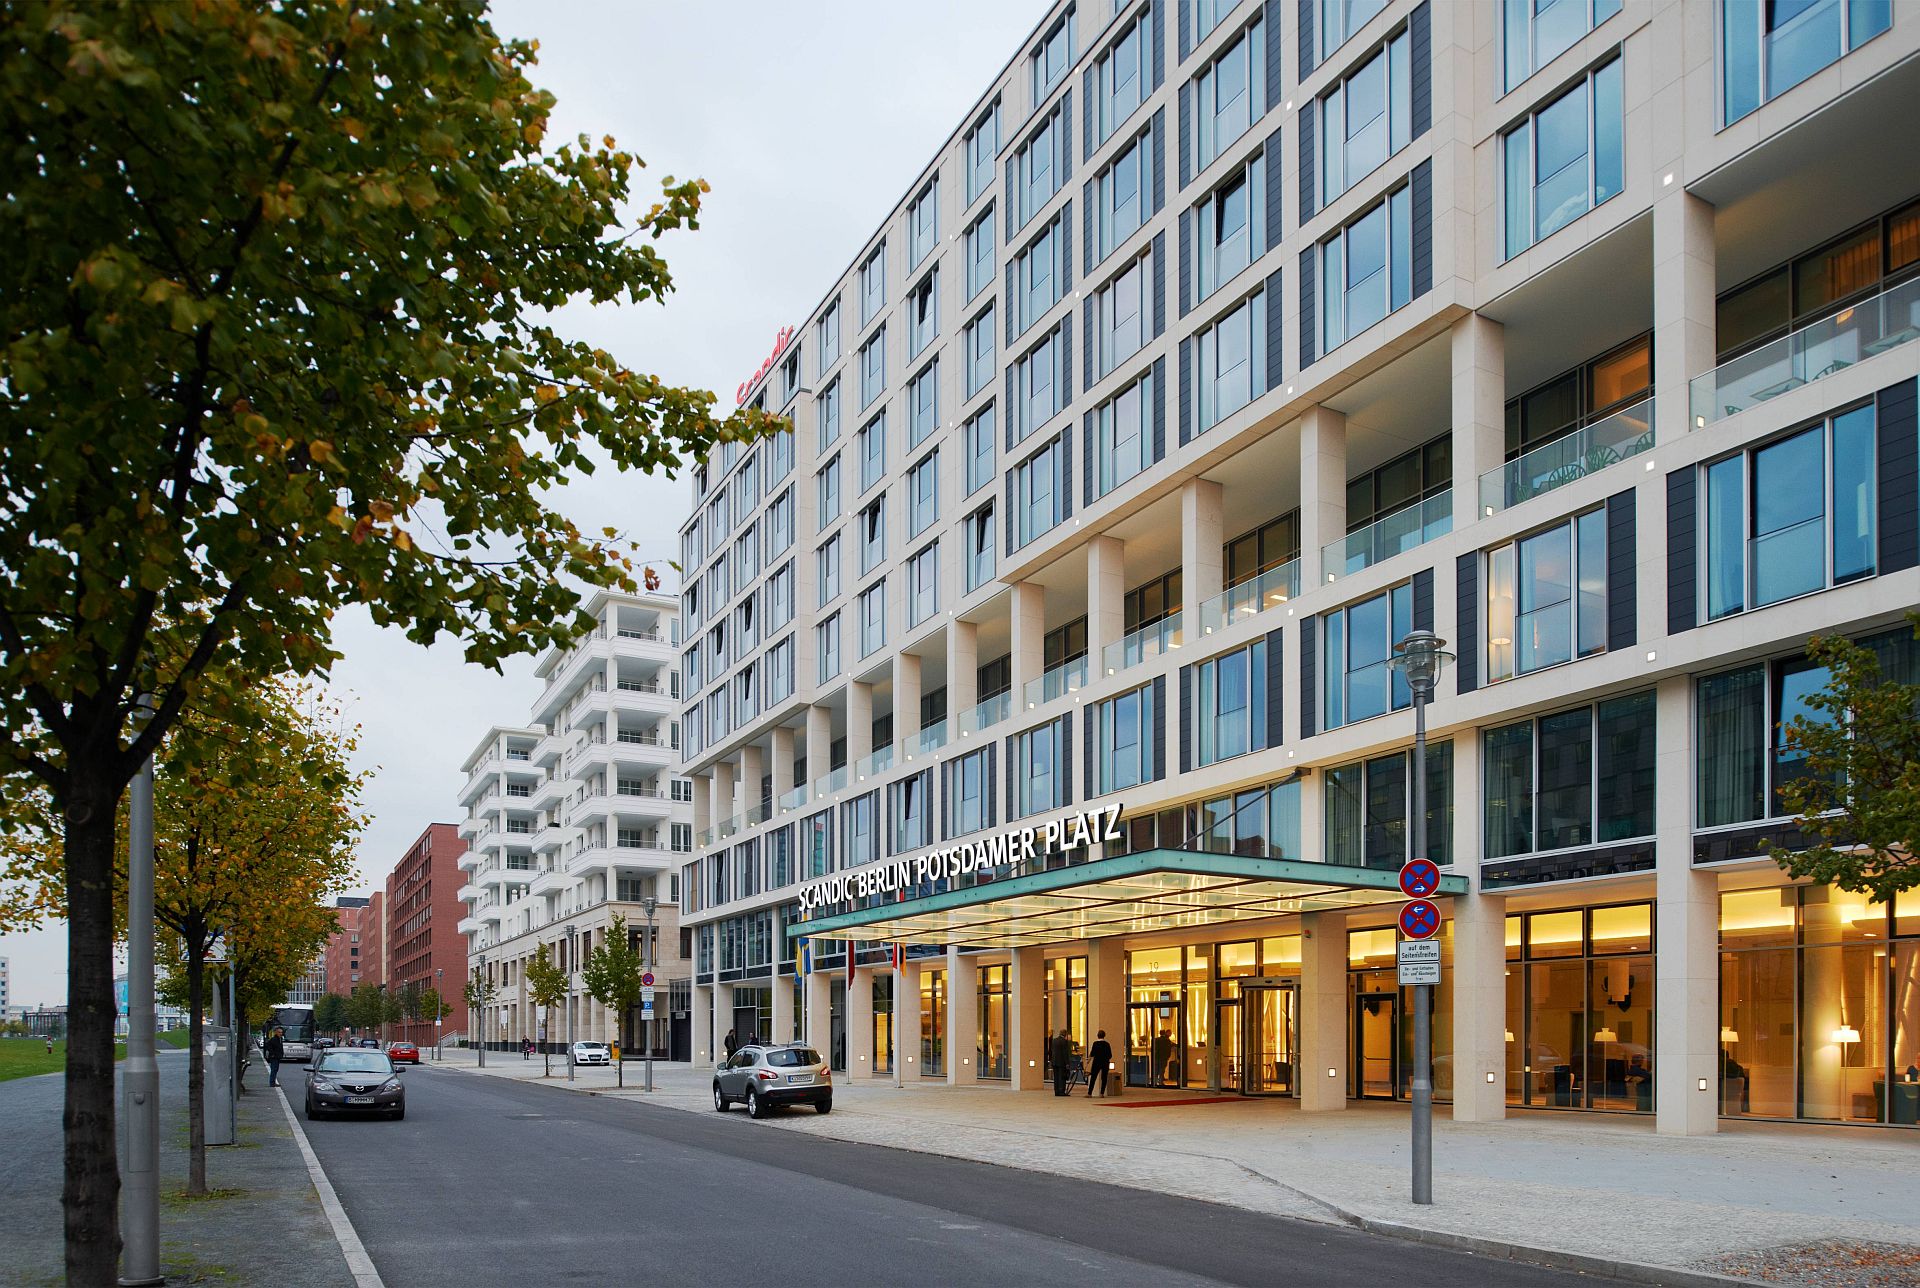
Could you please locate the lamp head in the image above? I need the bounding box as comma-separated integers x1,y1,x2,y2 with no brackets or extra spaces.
1388,630,1453,696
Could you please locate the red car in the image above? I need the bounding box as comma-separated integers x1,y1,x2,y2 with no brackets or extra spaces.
385,1041,420,1064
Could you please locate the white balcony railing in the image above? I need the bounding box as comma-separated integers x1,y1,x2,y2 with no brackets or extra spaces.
1479,398,1654,515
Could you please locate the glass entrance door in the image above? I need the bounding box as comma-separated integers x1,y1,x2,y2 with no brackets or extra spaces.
1240,983,1296,1095
1355,992,1398,1098
1128,1001,1182,1087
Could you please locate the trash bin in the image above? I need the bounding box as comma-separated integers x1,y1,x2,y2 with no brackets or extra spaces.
204,1026,235,1146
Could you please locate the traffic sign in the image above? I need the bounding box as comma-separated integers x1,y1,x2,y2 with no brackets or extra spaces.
1398,899,1441,940
641,1003,655,1019
641,986,656,1004
1398,858,1441,899
1396,939,1441,986
640,971,655,987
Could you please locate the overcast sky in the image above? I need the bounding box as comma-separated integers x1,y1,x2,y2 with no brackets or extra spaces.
0,0,1044,1007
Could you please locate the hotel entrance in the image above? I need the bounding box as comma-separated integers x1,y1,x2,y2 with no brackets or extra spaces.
1222,980,1295,1095
1354,991,1400,1098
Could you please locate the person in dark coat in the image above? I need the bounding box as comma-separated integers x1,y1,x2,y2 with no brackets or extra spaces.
723,1028,739,1059
1049,1029,1073,1096
1086,1030,1113,1097
264,1027,286,1087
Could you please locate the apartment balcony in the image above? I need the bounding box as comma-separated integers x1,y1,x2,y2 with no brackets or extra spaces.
567,842,676,879
457,916,482,937
457,759,503,806
527,867,566,898
567,789,673,828
1480,399,1657,516
1692,278,1920,427
565,731,676,778
457,882,485,904
1194,559,1300,640
904,718,949,761
457,846,486,872
1022,657,1089,710
1101,613,1184,679
955,690,1012,739
530,772,567,811
1323,492,1454,582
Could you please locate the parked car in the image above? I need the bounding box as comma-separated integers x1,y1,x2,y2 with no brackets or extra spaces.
356,1037,381,1049
713,1044,831,1119
385,1041,420,1064
570,1041,611,1067
304,1049,405,1121
311,1037,336,1053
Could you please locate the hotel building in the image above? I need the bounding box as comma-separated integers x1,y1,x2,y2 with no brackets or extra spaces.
457,591,697,1055
678,0,1920,1131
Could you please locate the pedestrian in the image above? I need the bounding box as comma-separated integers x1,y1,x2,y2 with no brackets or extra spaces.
1086,1029,1113,1098
1049,1029,1073,1097
522,1036,532,1060
45,1034,54,1055
264,1026,286,1088
723,1027,739,1059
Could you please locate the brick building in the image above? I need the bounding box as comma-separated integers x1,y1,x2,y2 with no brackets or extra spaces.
320,896,375,1005
386,823,468,1046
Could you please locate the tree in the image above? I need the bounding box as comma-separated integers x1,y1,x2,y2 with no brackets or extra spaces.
416,986,443,1044
465,971,499,1067
1769,620,1920,902
314,993,347,1037
524,944,568,1079
581,915,644,1088
345,983,387,1036
0,5,774,1274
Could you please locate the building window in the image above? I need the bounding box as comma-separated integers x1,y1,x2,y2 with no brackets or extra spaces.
1014,717,1069,817
816,613,841,683
1014,323,1070,444
1031,11,1075,101
1321,184,1413,351
1194,154,1265,305
767,424,794,482
816,535,841,607
1094,369,1153,497
908,363,938,449
1502,55,1623,259
1191,16,1266,173
1225,512,1300,587
860,244,886,326
816,301,840,377
858,496,886,575
816,378,841,452
965,100,1001,204
1320,25,1412,206
1506,901,1654,1113
908,269,938,358
964,306,996,398
1323,582,1412,730
1193,639,1267,767
1326,742,1453,869
1194,287,1266,434
1483,690,1656,858
908,543,939,627
1505,334,1651,462
816,454,841,528
858,414,886,494
1703,404,1876,622
1012,433,1070,550
1017,213,1070,335
949,747,992,836
842,792,877,869
1016,103,1068,229
964,503,997,592
1485,507,1607,682
1095,127,1152,264
908,177,938,268
1095,683,1156,792
766,635,794,704
764,488,795,561
1320,0,1388,60
1098,10,1149,143
964,405,997,496
859,327,886,409
1714,201,1920,361
1095,248,1150,379
858,580,887,658
1722,0,1889,126
907,451,938,537
1502,0,1620,92
965,207,996,301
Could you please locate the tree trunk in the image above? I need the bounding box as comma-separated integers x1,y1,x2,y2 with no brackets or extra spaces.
63,778,123,1285
186,942,207,1196
543,1006,551,1077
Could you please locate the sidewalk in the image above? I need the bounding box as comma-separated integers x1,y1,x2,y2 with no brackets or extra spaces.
433,1049,1920,1286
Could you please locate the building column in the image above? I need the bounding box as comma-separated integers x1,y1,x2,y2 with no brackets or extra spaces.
1179,478,1225,612
894,652,923,746
949,620,979,721
896,959,921,1082
803,968,831,1051
710,760,735,831
1299,909,1349,1111
1086,938,1125,1097
1653,186,1716,445
1009,946,1047,1092
847,682,873,768
738,744,765,820
1447,726,1506,1120
692,771,712,837
770,970,795,1045
945,946,977,1085
1010,580,1047,701
1449,314,1505,526
1298,406,1348,590
770,727,796,803
1087,536,1127,671
847,966,876,1079
1654,676,1718,1134
711,981,729,1063
805,704,832,787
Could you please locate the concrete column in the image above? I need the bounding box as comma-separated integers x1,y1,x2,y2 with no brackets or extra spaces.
805,704,832,786
710,760,735,831
803,969,832,1050
1179,478,1225,612
738,744,765,820
1010,580,1047,701
945,945,977,1085
894,652,923,746
1009,947,1047,1092
1449,888,1508,1120
846,682,873,769
847,966,876,1079
770,727,796,803
1298,406,1348,590
1086,536,1127,669
1653,676,1718,1134
1299,909,1349,1111
770,971,795,1045
896,960,922,1080
1449,314,1505,526
949,620,979,720
692,772,712,836
1653,189,1716,444
1086,938,1125,1097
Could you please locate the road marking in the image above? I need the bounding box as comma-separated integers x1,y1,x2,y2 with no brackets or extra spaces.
274,1086,386,1288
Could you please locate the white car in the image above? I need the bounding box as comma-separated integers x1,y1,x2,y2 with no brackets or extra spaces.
570,1041,612,1066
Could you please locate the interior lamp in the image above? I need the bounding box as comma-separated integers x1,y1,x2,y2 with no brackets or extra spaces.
1833,1025,1861,1044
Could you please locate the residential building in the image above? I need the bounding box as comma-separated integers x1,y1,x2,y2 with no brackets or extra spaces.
678,0,1920,1133
321,896,375,1000
458,591,695,1055
385,823,468,1046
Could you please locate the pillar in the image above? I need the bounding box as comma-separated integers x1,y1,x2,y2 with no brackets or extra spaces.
805,704,832,788
770,726,796,803
1179,477,1225,612
770,970,795,1045
1298,406,1348,590
895,959,921,1082
738,744,765,821
1449,889,1508,1122
945,945,977,1085
710,981,728,1064
1009,947,1047,1092
1087,536,1127,670
847,965,876,1079
1654,676,1718,1134
1010,580,1047,704
1086,939,1125,1097
710,759,735,832
949,620,979,723
1449,314,1505,525
804,968,832,1051
692,771,712,836
847,681,873,769
1299,909,1349,1111
1652,179,1715,446
895,652,923,746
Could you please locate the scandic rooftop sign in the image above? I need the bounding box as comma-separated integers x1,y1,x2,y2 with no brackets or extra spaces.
735,325,794,406
796,805,1126,916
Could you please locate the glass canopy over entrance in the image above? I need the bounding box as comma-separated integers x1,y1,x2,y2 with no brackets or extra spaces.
788,849,1468,950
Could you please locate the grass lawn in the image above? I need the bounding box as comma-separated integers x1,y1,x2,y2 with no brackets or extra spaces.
160,1027,192,1050
0,1037,130,1082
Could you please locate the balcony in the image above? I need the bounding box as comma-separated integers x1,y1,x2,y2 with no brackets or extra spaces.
1022,657,1088,709
1691,278,1920,427
1323,491,1453,581
457,916,482,937
1480,399,1655,515
854,745,895,782
1101,612,1184,678
955,691,1012,738
1195,560,1299,636
905,719,949,760
776,783,811,813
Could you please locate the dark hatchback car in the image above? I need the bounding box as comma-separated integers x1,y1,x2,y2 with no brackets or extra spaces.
713,1044,831,1119
305,1049,405,1121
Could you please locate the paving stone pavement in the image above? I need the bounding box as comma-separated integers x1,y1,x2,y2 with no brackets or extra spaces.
435,1050,1920,1282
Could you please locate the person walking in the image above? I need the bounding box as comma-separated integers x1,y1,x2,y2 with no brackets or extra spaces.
723,1027,739,1059
1086,1029,1113,1098
264,1026,286,1088
1049,1029,1073,1096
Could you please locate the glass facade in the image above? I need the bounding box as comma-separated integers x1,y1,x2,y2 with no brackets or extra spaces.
1349,926,1454,1102
978,964,1010,1080
920,967,947,1077
1505,903,1654,1112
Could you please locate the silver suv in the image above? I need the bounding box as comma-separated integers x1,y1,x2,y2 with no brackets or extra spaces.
712,1044,832,1119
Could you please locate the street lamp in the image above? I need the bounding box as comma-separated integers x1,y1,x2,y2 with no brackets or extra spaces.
564,922,576,1084
641,895,658,1094
435,967,444,1062
1387,628,1452,1209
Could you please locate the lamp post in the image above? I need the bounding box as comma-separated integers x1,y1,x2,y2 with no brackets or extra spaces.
121,695,161,1286
641,895,658,1094
565,922,576,1084
434,967,444,1062
1388,629,1451,1208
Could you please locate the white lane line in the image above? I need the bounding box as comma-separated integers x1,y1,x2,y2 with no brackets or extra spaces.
274,1086,386,1288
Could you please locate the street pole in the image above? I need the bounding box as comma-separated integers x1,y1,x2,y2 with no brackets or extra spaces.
435,967,443,1062
121,702,162,1287
642,898,656,1095
565,923,576,1084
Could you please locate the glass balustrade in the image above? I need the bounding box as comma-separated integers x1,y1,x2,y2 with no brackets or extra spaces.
1100,611,1185,676
1322,491,1453,581
1195,560,1299,635
1479,399,1654,514
1692,278,1920,427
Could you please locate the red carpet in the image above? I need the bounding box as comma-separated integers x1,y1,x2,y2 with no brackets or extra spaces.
1101,1095,1244,1108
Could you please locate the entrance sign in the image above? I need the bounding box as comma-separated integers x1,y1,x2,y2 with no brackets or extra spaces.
796,804,1123,916
1398,899,1441,940
1398,858,1441,899
1396,939,1441,986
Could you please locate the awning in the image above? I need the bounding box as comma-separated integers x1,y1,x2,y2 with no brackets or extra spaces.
789,849,1468,950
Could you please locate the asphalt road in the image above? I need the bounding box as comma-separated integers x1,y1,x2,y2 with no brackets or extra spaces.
297,1065,1619,1287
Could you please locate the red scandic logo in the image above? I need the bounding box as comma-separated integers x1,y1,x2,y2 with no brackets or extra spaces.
1398,858,1441,899
1399,899,1442,940
735,326,795,405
